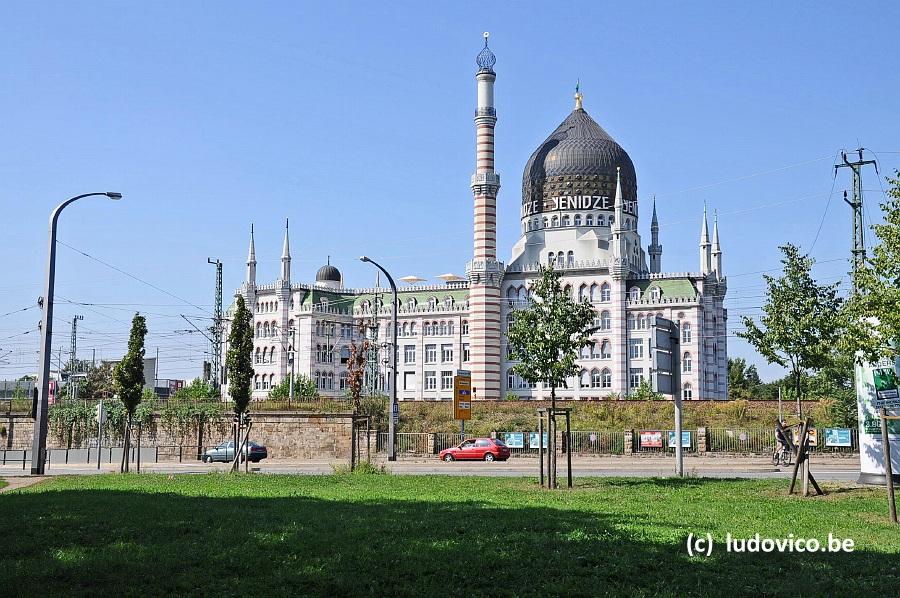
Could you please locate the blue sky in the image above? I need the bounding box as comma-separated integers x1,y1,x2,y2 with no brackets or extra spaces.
1,1,897,382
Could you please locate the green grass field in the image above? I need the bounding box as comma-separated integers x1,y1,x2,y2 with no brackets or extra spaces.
2,474,898,596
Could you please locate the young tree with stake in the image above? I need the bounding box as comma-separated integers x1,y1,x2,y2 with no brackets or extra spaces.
506,265,595,487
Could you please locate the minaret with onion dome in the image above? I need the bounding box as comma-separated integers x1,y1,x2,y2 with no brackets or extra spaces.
466,32,503,400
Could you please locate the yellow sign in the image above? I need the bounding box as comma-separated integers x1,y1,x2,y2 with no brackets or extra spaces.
454,374,472,421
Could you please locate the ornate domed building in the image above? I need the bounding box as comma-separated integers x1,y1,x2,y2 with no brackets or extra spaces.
222,36,728,402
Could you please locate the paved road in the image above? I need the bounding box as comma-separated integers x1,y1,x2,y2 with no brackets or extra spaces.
1,456,862,481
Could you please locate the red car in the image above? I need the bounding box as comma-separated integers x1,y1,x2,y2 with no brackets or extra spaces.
439,438,510,462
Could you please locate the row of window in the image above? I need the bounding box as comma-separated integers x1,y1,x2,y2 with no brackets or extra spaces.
421,371,456,391
359,296,469,313
403,343,469,365
525,213,633,231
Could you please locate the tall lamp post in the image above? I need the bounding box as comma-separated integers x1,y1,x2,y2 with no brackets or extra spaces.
31,192,123,475
360,256,398,461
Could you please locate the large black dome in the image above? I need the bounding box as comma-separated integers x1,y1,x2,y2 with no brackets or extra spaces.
522,107,636,216
315,264,342,283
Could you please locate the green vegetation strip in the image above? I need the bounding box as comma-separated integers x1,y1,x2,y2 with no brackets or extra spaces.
2,475,898,595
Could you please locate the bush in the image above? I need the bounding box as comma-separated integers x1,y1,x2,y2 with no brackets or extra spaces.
268,375,316,401
332,461,387,475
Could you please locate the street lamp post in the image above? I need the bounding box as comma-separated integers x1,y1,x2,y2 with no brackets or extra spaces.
360,256,398,461
31,192,122,475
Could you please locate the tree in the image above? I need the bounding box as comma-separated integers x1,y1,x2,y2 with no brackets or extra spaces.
268,375,316,401
506,265,595,487
843,171,900,364
727,357,762,399
112,313,148,472
225,295,254,471
737,244,843,417
346,322,370,414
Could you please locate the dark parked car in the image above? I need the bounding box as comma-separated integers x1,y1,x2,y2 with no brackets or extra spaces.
439,438,510,462
203,440,268,463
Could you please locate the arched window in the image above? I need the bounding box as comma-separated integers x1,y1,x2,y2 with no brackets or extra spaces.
506,286,517,302
551,215,559,228
506,312,515,328
563,284,572,299
580,369,590,388
254,375,260,390
589,283,599,302
608,215,615,227
256,322,261,338
361,301,370,313
591,369,601,388
461,320,468,335
542,217,548,229
683,352,692,373
574,214,582,226
314,371,321,390
682,323,692,343
562,215,570,227
320,297,329,309
340,371,348,390
580,345,590,359
439,321,447,335
254,347,260,364
567,251,574,267
683,384,693,400
601,340,611,359
448,321,454,335
629,287,641,301
591,342,602,359
263,322,270,337
410,322,417,336
600,282,611,302
444,296,454,309
601,310,611,330
578,284,588,302
507,369,517,391
586,214,593,226
548,252,555,265
556,251,564,266
649,287,661,302
627,314,636,330
601,368,612,389
533,218,539,230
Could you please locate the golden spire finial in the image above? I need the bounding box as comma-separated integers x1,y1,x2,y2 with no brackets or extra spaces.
574,79,583,110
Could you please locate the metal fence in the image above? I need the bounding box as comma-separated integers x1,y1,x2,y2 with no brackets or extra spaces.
706,428,858,454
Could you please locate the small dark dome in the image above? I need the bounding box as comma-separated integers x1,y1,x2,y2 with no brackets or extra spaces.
316,264,342,283
522,107,636,214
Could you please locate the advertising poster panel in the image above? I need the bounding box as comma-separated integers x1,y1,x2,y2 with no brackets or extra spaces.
855,356,900,484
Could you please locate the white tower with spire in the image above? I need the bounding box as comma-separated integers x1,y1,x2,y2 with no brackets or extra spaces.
245,224,257,287
699,204,712,275
280,218,291,282
611,166,628,278
711,211,722,278
649,198,662,274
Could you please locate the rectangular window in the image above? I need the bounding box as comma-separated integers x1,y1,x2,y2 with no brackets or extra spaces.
441,344,453,363
403,371,415,391
441,371,453,390
462,343,470,362
629,368,644,389
404,345,416,364
425,344,437,364
424,371,437,391
629,338,643,359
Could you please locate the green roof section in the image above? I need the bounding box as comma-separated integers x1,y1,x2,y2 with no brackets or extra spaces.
628,278,697,298
351,287,469,309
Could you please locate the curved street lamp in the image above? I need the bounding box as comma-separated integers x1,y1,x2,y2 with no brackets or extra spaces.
31,192,123,475
359,256,398,461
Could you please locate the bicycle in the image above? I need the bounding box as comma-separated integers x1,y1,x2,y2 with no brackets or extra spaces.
772,444,793,467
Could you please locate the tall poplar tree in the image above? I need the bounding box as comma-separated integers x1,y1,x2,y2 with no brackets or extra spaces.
113,313,147,472
225,295,254,470
738,244,842,416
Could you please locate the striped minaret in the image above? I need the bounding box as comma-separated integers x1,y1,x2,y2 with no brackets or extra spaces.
466,32,503,400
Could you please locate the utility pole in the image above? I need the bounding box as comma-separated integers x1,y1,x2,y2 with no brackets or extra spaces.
835,148,878,293
208,258,223,391
69,314,83,372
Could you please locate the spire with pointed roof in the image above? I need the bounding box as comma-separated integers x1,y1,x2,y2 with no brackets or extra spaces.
246,223,257,286
574,79,583,110
649,196,662,274
711,210,722,278
611,166,628,278
280,218,291,282
700,203,712,274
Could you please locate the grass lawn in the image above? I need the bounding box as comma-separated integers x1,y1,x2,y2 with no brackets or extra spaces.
0,479,6,490
2,474,898,596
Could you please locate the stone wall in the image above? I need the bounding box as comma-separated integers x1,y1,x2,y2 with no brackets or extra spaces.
3,412,355,460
